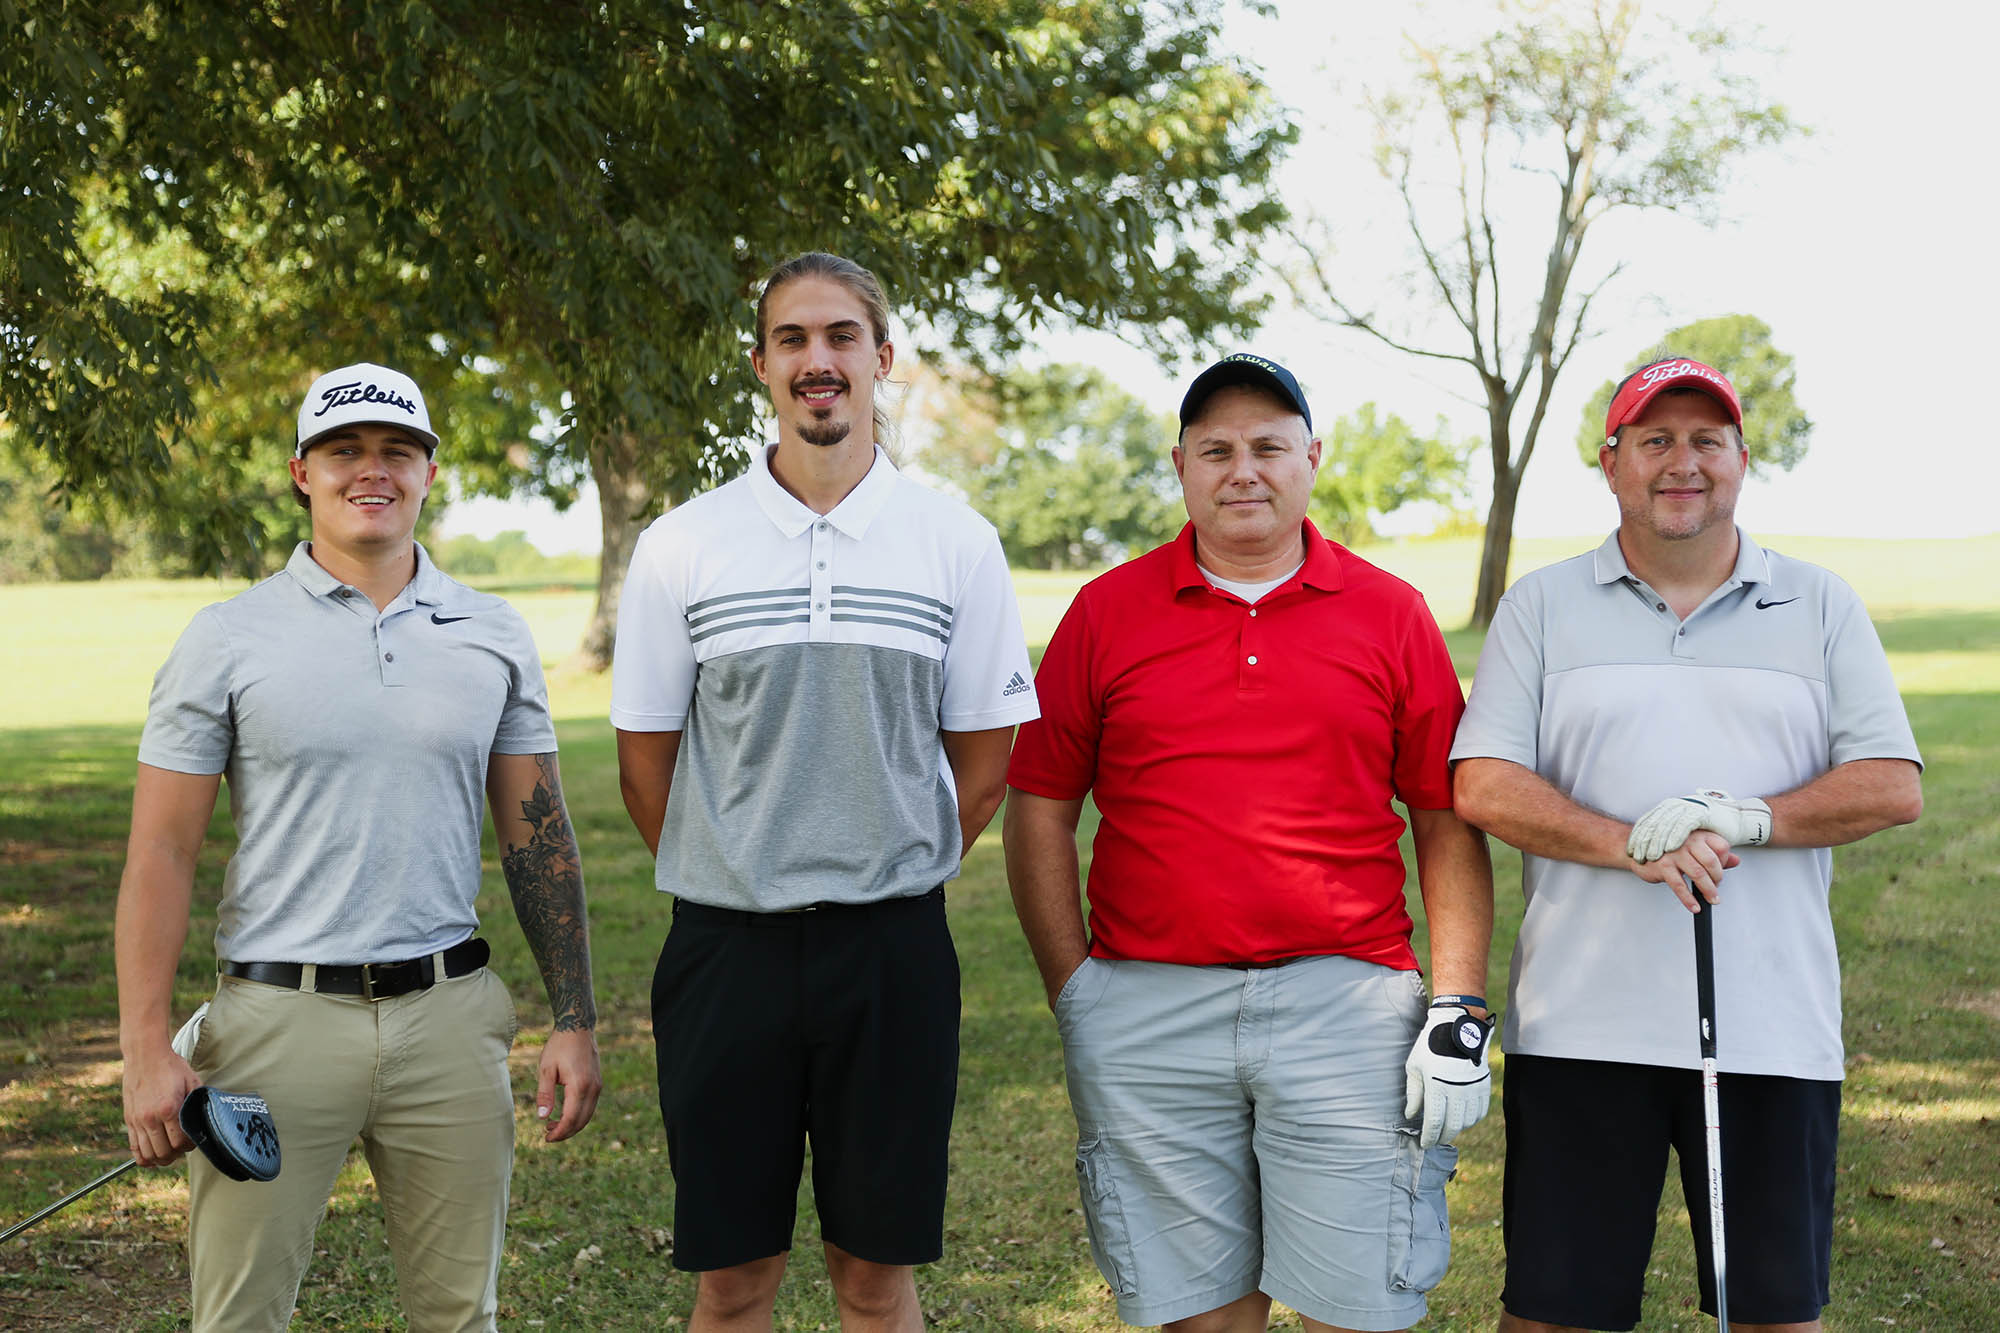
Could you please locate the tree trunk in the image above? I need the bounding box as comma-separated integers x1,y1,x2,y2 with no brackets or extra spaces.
1470,462,1522,630
576,430,661,672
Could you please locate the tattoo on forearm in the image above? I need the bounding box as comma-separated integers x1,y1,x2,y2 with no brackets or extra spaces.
499,753,597,1032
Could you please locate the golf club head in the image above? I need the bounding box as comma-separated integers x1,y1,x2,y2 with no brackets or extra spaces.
178,1087,281,1183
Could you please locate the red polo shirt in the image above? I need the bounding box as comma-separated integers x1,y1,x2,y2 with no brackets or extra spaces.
1007,522,1463,968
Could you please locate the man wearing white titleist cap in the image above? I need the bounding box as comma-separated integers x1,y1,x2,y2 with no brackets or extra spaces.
116,362,602,1330
1451,356,1922,1332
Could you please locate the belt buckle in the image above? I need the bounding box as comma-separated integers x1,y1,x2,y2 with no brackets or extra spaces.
359,959,410,1002
361,956,429,1001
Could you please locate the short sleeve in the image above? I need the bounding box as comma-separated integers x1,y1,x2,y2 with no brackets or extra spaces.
940,534,1040,731
1388,596,1465,810
609,524,698,732
490,607,559,754
1823,579,1922,769
137,608,235,776
1450,586,1546,770
1005,591,1100,800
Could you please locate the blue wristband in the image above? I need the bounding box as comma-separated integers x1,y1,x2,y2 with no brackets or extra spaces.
1430,994,1487,1010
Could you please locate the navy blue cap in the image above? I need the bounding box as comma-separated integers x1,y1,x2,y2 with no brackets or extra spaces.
1178,353,1312,435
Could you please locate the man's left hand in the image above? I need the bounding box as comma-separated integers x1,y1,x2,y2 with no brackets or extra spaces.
1404,1004,1495,1147
535,1028,602,1143
1627,790,1771,863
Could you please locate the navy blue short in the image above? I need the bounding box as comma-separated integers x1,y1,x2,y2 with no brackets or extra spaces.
1500,1053,1838,1330
651,887,959,1272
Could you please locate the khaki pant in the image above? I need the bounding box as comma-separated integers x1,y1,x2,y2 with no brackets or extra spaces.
186,968,518,1332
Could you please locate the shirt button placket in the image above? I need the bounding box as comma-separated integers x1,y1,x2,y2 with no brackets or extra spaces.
1239,604,1264,692
378,622,400,685
810,519,833,643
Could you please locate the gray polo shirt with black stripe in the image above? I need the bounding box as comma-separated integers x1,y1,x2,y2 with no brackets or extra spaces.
610,445,1040,911
139,542,557,964
1450,529,1920,1079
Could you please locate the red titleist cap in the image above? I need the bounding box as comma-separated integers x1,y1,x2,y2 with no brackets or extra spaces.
1604,358,1742,441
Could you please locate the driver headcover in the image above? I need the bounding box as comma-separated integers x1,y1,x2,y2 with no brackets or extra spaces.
179,1087,282,1183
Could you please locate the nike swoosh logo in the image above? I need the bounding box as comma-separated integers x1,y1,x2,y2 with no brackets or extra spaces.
1755,597,1799,610
431,612,472,624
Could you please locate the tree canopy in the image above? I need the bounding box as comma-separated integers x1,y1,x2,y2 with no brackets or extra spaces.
1310,404,1470,548
1288,0,1799,625
917,369,1471,565
916,363,1184,569
5,0,1295,660
1574,314,1812,471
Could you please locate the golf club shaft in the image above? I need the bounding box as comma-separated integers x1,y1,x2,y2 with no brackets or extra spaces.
0,1158,138,1244
1693,889,1729,1333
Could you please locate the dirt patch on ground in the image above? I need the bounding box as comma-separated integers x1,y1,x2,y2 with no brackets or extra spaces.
0,1214,190,1330
0,840,112,865
0,842,126,907
1954,988,2000,1023
0,1024,121,1095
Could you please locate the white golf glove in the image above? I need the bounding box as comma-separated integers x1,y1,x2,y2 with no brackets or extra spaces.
1404,1000,1495,1147
1626,789,1772,862
170,1002,210,1060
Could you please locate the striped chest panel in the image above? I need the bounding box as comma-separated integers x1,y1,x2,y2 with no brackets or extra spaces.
685,583,953,657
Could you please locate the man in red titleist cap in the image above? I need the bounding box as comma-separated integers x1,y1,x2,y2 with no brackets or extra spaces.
1452,357,1922,1331
1007,353,1495,1332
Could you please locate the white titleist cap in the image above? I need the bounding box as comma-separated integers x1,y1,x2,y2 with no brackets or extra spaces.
295,362,439,457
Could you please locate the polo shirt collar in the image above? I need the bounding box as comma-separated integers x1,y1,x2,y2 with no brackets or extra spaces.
1591,526,1771,590
406,543,446,605
1168,519,1344,596
747,443,898,540
284,540,444,606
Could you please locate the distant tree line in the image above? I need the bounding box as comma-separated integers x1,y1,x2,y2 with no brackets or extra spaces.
919,364,1472,569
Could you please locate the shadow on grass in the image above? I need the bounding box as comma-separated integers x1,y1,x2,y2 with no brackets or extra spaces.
1,726,227,1056
5,671,1996,1328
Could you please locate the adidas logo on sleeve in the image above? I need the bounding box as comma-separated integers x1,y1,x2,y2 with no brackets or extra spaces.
1002,671,1032,697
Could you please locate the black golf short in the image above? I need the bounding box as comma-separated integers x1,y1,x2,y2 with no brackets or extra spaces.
1500,1053,1838,1330
651,886,959,1272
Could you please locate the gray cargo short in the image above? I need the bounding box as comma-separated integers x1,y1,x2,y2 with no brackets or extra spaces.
1055,953,1455,1330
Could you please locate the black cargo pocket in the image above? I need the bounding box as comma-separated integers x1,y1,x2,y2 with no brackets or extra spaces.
1075,1134,1139,1298
1387,1134,1456,1293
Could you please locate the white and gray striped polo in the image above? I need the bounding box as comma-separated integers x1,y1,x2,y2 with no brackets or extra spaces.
611,445,1039,912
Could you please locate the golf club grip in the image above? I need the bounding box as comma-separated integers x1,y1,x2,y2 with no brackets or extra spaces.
1692,881,1718,1060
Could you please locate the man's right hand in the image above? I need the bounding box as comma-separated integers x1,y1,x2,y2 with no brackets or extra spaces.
1044,953,1091,1012
122,1045,202,1166
1626,829,1740,911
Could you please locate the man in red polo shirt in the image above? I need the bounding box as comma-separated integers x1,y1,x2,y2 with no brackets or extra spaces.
1005,354,1496,1333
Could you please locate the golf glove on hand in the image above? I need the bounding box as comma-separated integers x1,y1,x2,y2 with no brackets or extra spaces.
1627,789,1771,863
1404,1001,1495,1147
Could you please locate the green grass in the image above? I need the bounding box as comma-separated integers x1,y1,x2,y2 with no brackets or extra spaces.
2,536,1997,1330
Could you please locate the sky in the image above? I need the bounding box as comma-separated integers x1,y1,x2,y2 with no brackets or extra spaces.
442,0,2000,554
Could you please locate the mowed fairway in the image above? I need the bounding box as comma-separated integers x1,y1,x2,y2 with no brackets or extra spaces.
2,534,1996,1330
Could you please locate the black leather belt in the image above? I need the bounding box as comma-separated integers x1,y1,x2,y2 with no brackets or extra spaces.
220,938,490,1001
1225,955,1311,970
672,885,944,928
